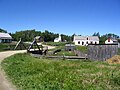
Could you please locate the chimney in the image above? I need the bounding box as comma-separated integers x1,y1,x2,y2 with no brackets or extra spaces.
108,37,110,42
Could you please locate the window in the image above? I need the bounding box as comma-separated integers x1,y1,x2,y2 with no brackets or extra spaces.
86,41,88,44
91,42,93,44
82,42,84,45
87,37,88,40
78,41,80,44
95,42,97,44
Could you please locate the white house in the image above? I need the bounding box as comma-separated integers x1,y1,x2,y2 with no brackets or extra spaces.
73,35,99,46
54,34,62,42
105,38,118,44
0,32,12,43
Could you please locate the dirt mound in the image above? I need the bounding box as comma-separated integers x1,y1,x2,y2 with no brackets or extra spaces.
107,55,120,64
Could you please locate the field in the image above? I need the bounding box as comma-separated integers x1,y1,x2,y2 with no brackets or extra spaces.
0,43,30,51
0,43,16,51
2,53,120,90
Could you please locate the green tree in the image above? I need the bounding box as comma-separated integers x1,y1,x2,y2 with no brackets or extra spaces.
0,28,7,33
93,32,100,37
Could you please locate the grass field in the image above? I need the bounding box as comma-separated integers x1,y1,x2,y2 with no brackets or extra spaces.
0,43,16,51
76,46,88,53
43,42,67,46
2,54,120,90
0,43,30,51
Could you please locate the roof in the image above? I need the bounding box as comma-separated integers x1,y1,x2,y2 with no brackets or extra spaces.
105,38,118,42
111,38,118,42
74,36,99,41
35,36,42,39
54,38,59,40
0,33,12,39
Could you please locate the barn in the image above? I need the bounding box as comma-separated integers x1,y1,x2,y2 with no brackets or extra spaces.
0,33,12,43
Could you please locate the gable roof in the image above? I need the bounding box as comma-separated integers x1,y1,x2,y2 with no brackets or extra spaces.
74,36,99,41
0,33,12,39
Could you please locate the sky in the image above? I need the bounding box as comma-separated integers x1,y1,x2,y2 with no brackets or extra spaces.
0,0,120,36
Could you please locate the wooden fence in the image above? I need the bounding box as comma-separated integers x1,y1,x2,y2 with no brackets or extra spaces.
88,44,118,61
118,43,120,48
74,50,87,58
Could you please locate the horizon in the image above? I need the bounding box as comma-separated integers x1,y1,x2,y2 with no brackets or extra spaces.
0,0,120,36
1,28,119,37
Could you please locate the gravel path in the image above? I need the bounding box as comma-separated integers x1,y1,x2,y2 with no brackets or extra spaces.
0,50,27,90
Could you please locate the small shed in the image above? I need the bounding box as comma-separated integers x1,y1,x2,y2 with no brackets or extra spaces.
65,44,75,51
35,36,44,42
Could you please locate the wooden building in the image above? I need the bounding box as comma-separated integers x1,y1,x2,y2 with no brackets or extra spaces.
65,44,75,51
0,33,12,43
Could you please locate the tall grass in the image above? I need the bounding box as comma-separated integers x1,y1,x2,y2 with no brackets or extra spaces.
76,46,88,53
0,43,15,51
0,43,30,51
2,54,120,90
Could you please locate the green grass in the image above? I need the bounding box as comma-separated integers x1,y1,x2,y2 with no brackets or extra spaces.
76,46,88,53
49,46,76,56
54,51,76,56
43,42,68,46
0,43,30,51
2,54,120,90
0,43,15,51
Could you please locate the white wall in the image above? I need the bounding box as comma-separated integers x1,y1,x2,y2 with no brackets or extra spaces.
54,35,61,42
54,39,59,42
105,39,113,44
74,40,99,46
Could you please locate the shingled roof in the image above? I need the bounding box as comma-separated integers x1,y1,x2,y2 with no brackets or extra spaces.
0,32,12,39
74,36,99,41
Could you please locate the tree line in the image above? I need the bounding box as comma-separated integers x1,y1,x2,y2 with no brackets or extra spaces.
0,28,120,43
10,29,71,42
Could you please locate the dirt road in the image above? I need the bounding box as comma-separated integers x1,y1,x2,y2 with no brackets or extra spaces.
0,50,27,90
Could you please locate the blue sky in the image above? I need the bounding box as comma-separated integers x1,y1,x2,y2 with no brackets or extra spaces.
0,0,120,36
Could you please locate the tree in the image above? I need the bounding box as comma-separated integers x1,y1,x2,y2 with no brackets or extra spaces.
92,32,100,37
0,28,7,33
